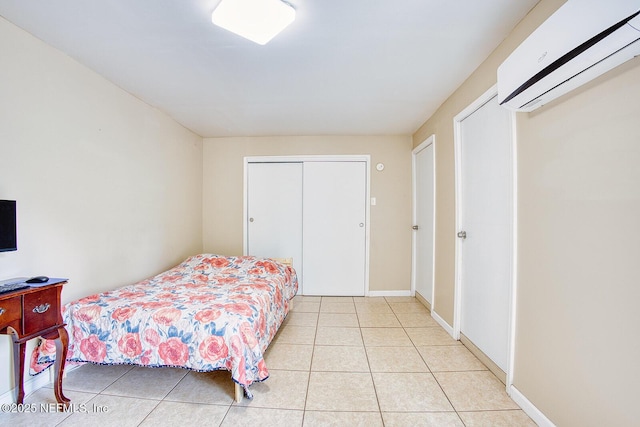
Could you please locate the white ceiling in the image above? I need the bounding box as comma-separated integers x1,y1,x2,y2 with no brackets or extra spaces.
0,0,537,137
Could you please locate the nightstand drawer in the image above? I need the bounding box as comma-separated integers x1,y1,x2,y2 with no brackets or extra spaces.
23,287,60,335
0,296,22,330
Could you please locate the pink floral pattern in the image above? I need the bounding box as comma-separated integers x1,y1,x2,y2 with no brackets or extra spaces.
33,254,297,389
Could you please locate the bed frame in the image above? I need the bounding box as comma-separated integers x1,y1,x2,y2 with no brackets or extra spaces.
33,255,296,404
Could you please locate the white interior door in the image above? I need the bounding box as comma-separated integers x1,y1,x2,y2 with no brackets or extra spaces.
413,139,435,305
303,161,367,296
246,162,303,281
457,94,512,371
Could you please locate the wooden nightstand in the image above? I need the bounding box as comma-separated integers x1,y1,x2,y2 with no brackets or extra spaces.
0,280,69,406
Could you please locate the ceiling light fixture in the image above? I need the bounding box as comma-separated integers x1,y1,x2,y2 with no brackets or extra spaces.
212,0,296,45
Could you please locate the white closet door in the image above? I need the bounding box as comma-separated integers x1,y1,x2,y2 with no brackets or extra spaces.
246,162,303,280
303,161,367,296
459,95,512,371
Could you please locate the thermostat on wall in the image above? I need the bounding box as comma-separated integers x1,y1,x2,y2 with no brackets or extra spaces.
376,163,385,171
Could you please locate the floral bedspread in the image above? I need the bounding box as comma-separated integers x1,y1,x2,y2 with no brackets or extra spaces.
33,254,297,394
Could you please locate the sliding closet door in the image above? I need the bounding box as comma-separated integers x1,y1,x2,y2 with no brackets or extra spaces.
246,162,303,278
303,161,367,296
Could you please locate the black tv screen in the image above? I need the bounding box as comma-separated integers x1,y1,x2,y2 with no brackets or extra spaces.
0,200,17,252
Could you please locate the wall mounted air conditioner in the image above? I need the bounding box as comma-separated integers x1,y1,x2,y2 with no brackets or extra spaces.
497,0,640,112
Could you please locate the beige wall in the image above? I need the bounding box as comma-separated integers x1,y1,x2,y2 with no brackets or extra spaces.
413,0,640,425
202,136,413,293
515,59,640,427
0,17,203,397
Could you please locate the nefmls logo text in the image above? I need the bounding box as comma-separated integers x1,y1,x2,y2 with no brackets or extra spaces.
42,403,109,413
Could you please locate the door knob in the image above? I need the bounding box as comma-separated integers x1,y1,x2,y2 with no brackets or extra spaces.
249,218,254,222
457,231,467,239
412,225,419,230
359,223,364,227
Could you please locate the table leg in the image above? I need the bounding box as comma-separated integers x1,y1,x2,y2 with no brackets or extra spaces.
53,327,70,405
12,340,26,404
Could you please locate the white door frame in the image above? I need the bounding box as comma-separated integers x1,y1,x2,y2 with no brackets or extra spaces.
411,135,436,307
453,85,518,390
243,154,371,296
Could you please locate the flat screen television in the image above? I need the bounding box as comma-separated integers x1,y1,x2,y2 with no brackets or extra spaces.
0,200,17,252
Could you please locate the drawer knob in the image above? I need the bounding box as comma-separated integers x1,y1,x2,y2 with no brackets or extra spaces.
0,307,4,316
33,303,51,314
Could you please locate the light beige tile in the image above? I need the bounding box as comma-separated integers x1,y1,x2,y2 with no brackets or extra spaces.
361,328,413,347
319,302,356,313
382,412,465,427
222,407,303,427
139,401,228,426
290,301,321,313
101,366,187,399
384,296,417,303
405,327,460,346
303,411,384,426
0,388,96,427
417,345,487,372
357,312,401,327
388,302,429,313
306,372,378,411
164,370,235,404
272,325,316,345
264,342,313,371
292,296,321,303
366,346,429,373
395,311,438,327
59,394,159,427
62,364,133,393
283,311,318,327
236,369,309,410
458,410,537,426
311,345,369,372
315,327,363,346
434,371,520,411
322,296,354,303
373,372,453,412
353,297,388,304
318,312,359,327
355,303,393,314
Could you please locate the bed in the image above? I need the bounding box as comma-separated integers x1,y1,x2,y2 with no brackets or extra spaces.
33,254,297,400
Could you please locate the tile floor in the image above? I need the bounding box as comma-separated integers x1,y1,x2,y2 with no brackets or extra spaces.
1,296,537,426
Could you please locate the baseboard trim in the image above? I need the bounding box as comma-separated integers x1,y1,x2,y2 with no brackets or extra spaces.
509,385,556,427
414,291,431,311
367,290,412,297
0,363,80,405
418,302,554,426
460,333,506,385
0,370,52,405
431,310,455,336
